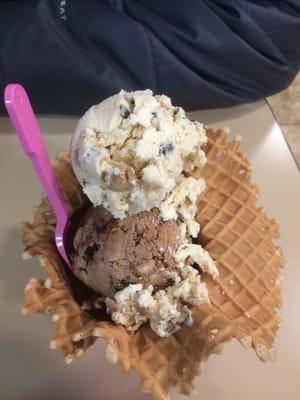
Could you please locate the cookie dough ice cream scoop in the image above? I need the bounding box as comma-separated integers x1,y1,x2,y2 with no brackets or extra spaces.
71,89,207,225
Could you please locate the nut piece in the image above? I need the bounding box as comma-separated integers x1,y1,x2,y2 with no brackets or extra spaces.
100,160,136,192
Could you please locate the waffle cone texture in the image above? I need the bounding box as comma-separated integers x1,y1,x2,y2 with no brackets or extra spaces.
22,129,285,400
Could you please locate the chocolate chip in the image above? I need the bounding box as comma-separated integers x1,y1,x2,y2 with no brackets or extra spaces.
84,243,100,264
129,98,135,111
120,105,131,119
118,279,131,290
123,109,131,118
166,277,175,286
173,107,179,116
74,148,81,168
83,179,87,186
159,142,174,156
152,111,157,118
79,266,88,274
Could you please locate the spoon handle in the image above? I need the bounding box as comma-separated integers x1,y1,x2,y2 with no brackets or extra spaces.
4,84,69,219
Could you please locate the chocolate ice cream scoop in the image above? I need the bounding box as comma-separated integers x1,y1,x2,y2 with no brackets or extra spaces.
70,207,182,297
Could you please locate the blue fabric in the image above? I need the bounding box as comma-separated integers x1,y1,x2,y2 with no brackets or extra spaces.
0,0,299,114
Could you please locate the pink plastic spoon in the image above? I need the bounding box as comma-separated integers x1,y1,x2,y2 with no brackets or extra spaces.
4,84,71,267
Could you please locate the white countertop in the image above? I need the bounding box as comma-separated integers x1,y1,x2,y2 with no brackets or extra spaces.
0,100,299,400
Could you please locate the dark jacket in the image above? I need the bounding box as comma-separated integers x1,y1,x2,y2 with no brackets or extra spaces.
1,0,300,115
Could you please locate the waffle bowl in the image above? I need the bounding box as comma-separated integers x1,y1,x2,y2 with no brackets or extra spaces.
22,129,285,400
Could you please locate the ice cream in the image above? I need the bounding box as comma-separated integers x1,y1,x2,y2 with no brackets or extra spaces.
71,89,207,229
71,207,182,297
69,89,219,337
70,206,218,337
107,265,210,337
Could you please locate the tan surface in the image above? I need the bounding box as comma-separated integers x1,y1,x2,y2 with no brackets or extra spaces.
0,101,300,399
268,72,300,167
278,124,300,167
22,129,283,400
